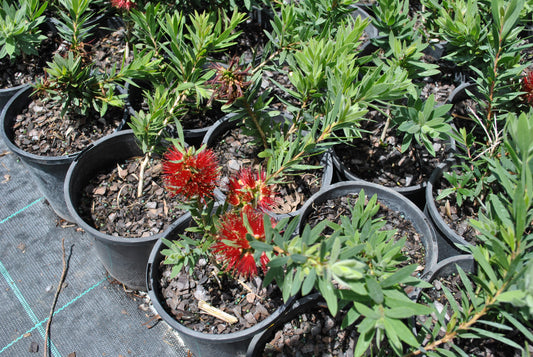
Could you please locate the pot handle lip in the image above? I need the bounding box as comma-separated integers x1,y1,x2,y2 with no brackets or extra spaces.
146,263,153,292
74,143,95,162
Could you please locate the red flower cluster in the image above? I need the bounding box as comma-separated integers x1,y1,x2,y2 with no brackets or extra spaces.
213,207,272,278
162,145,220,202
226,168,277,211
110,0,135,10
523,71,533,105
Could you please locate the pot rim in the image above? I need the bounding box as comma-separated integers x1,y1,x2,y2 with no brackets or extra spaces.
298,181,439,276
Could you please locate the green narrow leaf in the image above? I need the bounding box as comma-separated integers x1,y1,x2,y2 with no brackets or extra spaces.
366,276,384,304
472,246,499,283
301,268,316,296
318,276,338,316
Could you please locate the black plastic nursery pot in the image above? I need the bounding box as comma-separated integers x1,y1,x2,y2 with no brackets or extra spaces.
414,255,476,326
246,293,323,357
64,130,176,290
298,181,439,283
146,216,296,357
424,164,473,262
423,254,476,282
0,85,128,222
1,85,76,221
0,83,28,114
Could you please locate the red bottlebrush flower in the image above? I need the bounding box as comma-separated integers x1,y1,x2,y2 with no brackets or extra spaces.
226,167,277,211
208,56,252,105
110,0,135,10
523,71,533,106
162,145,220,202
213,208,274,278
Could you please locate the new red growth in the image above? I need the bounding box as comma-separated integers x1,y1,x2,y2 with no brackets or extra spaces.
162,145,220,202
110,0,135,10
523,71,533,105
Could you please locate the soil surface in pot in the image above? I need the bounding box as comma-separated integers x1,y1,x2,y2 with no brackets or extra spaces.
12,98,124,156
159,248,284,334
210,125,324,215
305,193,426,273
334,112,451,189
260,301,361,356
79,156,186,238
259,299,395,356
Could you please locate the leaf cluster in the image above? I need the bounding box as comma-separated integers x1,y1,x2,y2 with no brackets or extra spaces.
0,0,48,60
392,93,452,157
371,0,419,47
128,8,246,155
34,49,159,117
53,0,98,54
161,199,226,279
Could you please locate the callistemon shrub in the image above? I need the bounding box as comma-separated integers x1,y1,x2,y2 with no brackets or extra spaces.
161,143,277,279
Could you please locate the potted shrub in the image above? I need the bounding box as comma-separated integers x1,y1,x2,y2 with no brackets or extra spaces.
424,0,529,261
411,111,533,355
146,142,295,356
0,0,52,111
126,5,247,146
330,1,460,209
146,142,433,357
245,109,533,357
332,91,454,208
0,0,157,221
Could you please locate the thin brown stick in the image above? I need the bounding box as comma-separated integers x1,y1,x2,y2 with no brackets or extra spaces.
44,238,69,357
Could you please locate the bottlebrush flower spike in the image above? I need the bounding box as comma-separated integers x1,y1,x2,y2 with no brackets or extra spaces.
162,145,220,202
523,71,533,106
226,167,277,211
208,56,252,105
110,0,135,10
213,207,274,278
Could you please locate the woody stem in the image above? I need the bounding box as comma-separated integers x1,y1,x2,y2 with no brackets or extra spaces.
243,100,268,150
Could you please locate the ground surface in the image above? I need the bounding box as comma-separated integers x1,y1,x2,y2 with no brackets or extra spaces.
0,135,190,356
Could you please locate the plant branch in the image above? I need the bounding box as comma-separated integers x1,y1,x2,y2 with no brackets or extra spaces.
243,100,269,150
404,286,506,357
